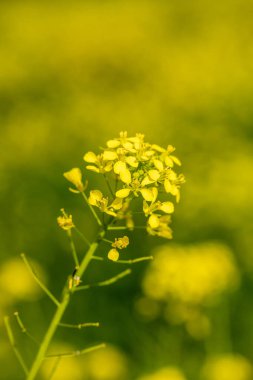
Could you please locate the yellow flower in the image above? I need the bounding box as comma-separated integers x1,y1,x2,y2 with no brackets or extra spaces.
142,243,239,304
88,190,123,217
63,168,85,192
108,249,120,261
84,152,114,173
112,236,129,249
57,209,74,230
202,354,253,380
138,366,187,380
147,215,172,239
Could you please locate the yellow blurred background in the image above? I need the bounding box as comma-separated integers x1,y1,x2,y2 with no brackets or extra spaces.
1,1,253,379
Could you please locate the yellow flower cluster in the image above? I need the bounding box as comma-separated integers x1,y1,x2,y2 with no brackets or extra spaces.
140,242,240,339
108,236,129,261
83,132,185,239
143,242,239,304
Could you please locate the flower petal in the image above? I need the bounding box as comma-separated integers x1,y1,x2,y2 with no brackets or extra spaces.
116,188,131,198
170,155,182,166
110,198,123,210
83,151,97,163
153,159,164,172
63,168,84,191
120,168,131,184
160,202,174,213
148,170,160,181
125,156,138,168
140,189,155,202
103,151,118,161
86,165,100,173
107,140,121,148
148,214,160,229
88,190,103,205
114,161,127,174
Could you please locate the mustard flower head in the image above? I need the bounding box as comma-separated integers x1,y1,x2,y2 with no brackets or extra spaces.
57,209,75,230
83,132,185,239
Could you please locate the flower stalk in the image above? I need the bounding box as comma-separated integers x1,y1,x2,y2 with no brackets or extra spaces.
4,132,184,380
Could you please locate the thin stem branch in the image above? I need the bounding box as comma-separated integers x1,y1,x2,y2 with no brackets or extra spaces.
108,225,146,231
103,174,114,197
21,253,60,307
4,316,28,375
74,227,91,247
67,230,79,268
117,256,153,264
74,269,131,291
14,312,39,346
92,256,104,261
48,356,61,380
45,343,106,359
92,255,153,264
107,226,127,231
59,322,99,329
102,238,114,244
81,191,103,227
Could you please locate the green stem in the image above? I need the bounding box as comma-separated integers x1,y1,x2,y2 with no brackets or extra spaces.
81,192,103,227
4,316,29,375
107,226,127,231
92,255,153,264
102,238,114,244
45,343,106,359
59,322,99,329
117,256,153,264
74,269,131,291
26,233,104,380
103,174,114,197
21,253,60,307
74,227,91,247
14,312,39,346
67,230,79,267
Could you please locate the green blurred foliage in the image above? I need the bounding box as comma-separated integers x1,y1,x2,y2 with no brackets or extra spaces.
1,0,253,379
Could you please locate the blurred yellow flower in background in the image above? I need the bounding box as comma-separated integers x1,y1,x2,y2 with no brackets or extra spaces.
202,354,253,380
0,258,45,302
138,366,187,380
85,344,128,380
142,242,239,305
41,343,83,380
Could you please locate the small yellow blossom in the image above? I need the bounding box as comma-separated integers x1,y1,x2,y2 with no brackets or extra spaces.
63,168,85,192
147,215,173,239
88,190,123,217
112,236,129,249
57,209,74,230
108,249,120,261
